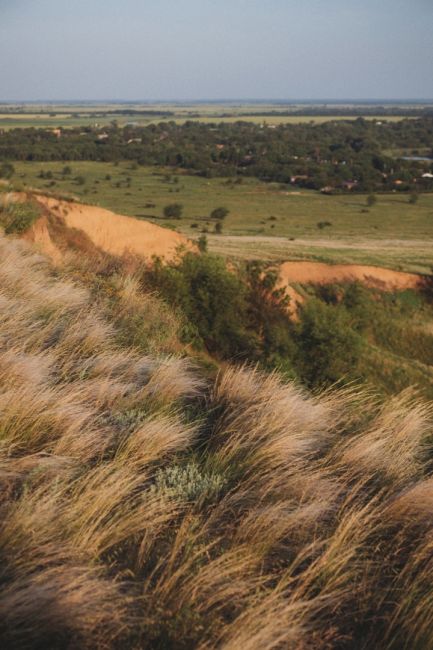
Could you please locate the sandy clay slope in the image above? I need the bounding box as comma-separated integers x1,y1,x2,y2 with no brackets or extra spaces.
28,195,195,262
278,261,425,292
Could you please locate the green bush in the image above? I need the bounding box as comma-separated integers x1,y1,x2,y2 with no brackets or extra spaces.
0,201,41,234
0,162,15,179
142,253,259,358
210,207,229,220
295,299,362,389
245,261,297,376
197,234,208,252
163,203,183,219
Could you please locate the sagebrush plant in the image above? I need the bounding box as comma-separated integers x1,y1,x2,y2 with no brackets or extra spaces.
1,231,433,649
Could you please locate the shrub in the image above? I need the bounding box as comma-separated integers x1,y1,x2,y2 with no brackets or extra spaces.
163,203,183,219
295,299,362,389
142,253,258,358
210,206,229,220
197,234,208,252
152,462,226,502
0,162,15,179
0,201,41,235
245,261,297,375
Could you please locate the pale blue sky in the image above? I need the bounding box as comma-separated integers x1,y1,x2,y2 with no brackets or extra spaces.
0,0,432,101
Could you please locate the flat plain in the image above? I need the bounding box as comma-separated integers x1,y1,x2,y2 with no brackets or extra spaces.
12,160,433,273
0,102,417,130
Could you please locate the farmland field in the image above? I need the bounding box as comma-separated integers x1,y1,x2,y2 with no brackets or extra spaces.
0,101,423,130
11,160,433,273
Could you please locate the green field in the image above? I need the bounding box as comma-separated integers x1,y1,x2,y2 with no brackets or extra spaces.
0,101,417,130
11,160,433,273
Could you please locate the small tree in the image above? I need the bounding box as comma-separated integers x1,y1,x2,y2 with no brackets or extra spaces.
210,207,229,220
62,166,72,176
367,194,377,207
214,222,223,234
163,203,183,220
0,162,15,179
295,299,362,389
197,234,208,253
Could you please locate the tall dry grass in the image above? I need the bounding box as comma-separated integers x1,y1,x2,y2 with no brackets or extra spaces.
0,230,432,649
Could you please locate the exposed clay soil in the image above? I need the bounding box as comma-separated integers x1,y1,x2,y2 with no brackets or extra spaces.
24,214,63,263
16,194,428,301
278,261,424,291
27,195,195,262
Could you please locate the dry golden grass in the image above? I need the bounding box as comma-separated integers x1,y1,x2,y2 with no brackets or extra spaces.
0,230,433,649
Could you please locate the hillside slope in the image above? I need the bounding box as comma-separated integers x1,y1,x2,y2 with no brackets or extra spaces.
1,232,433,649
25,193,196,262
278,260,424,291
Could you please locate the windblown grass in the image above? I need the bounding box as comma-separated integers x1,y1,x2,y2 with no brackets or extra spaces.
0,231,432,649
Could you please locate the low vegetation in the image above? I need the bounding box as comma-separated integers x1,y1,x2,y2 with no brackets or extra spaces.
1,231,433,649
7,160,433,274
0,197,41,234
140,252,433,398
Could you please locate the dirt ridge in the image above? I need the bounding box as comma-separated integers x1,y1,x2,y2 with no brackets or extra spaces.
26,194,195,262
278,260,425,291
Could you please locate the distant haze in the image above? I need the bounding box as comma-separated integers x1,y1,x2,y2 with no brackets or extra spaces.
1,0,432,101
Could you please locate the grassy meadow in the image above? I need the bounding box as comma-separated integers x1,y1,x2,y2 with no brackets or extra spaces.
12,160,433,272
0,102,417,130
1,231,433,650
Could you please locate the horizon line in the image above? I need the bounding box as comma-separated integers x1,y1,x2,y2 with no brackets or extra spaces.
1,98,433,105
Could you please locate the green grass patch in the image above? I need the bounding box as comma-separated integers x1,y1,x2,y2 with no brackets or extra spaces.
12,160,433,272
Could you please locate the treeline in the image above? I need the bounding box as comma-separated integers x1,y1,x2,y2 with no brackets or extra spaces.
237,106,433,117
1,118,433,191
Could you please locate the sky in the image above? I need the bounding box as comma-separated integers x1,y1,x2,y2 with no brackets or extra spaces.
0,0,432,101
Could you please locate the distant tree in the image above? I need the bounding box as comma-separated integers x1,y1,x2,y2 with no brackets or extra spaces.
0,162,15,179
197,234,208,253
210,207,229,220
367,194,377,207
163,203,183,219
